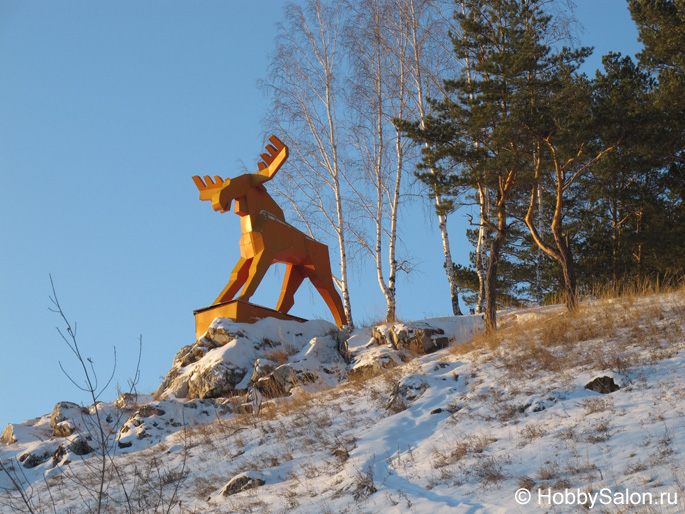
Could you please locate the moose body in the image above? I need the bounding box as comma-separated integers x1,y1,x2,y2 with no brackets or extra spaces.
193,136,347,328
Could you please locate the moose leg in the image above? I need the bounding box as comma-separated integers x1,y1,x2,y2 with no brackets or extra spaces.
308,250,348,327
276,264,306,314
238,248,276,302
215,257,252,304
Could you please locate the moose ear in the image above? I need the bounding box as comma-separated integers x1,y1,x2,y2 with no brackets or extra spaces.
211,188,232,213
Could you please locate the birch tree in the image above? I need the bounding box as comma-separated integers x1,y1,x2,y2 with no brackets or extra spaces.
343,0,405,323
262,0,355,326
396,0,466,315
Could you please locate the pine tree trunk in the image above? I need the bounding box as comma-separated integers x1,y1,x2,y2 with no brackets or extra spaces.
484,229,505,332
551,218,578,311
558,235,577,311
535,183,544,304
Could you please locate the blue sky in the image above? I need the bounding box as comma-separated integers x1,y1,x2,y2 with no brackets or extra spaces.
0,0,641,428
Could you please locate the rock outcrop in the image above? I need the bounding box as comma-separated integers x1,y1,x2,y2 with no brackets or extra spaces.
585,376,621,394
1,424,17,445
50,402,84,437
155,318,344,401
221,471,266,497
387,375,429,412
372,322,450,354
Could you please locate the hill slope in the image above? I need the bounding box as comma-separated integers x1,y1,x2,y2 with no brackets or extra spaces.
1,290,684,513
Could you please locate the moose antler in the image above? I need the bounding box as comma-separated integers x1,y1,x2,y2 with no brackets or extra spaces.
192,175,227,201
255,135,289,181
192,136,289,201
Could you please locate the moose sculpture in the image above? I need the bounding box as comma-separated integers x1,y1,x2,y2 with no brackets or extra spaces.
192,135,347,331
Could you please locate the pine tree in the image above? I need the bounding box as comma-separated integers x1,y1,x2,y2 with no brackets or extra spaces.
401,0,587,328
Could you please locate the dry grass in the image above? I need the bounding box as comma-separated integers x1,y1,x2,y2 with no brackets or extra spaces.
472,455,507,485
447,285,684,383
263,344,296,365
518,423,547,446
580,274,684,303
432,433,497,468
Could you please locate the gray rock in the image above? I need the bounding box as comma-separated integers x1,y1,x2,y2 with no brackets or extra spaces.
136,405,166,418
50,402,82,429
387,375,429,412
336,329,353,363
155,368,187,400
114,393,138,410
174,344,207,368
373,322,449,354
52,444,68,467
254,364,318,398
585,376,620,394
254,375,286,398
204,325,243,347
68,435,94,456
250,358,278,383
186,361,247,399
53,420,76,438
221,472,266,497
348,355,398,381
19,450,50,469
1,424,17,445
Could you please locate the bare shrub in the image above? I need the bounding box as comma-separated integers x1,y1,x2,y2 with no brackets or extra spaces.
578,397,613,415
352,462,376,501
519,423,546,445
582,419,613,443
433,433,496,468
473,456,506,485
517,475,536,490
537,460,559,481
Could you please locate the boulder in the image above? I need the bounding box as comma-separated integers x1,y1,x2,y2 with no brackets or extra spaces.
221,471,266,497
372,322,449,354
52,444,69,467
585,376,620,394
1,424,17,445
50,401,83,430
68,435,94,456
174,344,208,368
250,358,278,383
114,393,138,410
19,450,50,469
186,361,247,399
136,405,166,418
53,420,76,438
254,364,318,398
336,330,353,363
204,324,245,348
387,375,429,412
348,345,404,381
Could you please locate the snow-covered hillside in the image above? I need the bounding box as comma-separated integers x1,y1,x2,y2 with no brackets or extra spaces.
1,290,684,513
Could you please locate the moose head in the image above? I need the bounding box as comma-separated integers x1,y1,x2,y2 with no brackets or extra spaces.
192,135,288,214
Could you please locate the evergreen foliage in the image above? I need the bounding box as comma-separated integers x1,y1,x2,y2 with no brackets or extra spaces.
400,0,683,322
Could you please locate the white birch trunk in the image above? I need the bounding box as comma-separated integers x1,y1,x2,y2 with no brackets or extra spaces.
264,0,355,326
407,0,462,315
475,184,489,313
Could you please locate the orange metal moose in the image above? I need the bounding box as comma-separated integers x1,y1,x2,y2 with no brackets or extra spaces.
192,135,347,329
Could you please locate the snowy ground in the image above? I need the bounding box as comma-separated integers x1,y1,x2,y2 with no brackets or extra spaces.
1,290,684,513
